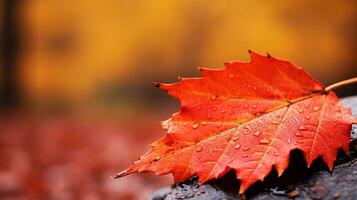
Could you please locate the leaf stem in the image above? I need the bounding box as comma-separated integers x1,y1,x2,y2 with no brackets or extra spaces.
325,77,357,92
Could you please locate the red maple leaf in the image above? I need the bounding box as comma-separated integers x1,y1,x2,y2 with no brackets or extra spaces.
116,51,356,193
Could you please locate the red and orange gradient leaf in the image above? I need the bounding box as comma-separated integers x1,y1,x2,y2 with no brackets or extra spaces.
116,51,356,193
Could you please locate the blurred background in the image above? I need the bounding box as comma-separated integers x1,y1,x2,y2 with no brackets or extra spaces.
0,0,356,199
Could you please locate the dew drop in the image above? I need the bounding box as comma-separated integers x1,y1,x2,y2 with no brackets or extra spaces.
252,104,258,108
295,132,303,137
192,122,200,129
243,126,250,134
221,110,225,114
313,106,319,112
272,121,279,125
234,144,241,149
298,125,307,130
288,138,292,144
197,106,202,111
155,155,161,161
297,140,304,144
304,116,310,120
216,123,222,128
253,86,257,90
196,146,202,152
253,130,262,137
232,135,239,141
229,73,235,78
243,146,250,151
259,138,270,144
211,96,217,100
213,147,219,152
274,152,280,156
241,154,249,158
201,121,207,126
298,109,303,113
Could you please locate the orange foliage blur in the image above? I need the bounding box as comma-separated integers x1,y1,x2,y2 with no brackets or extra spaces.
17,0,357,108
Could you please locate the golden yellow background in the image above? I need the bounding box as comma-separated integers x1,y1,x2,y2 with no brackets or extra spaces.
16,0,357,109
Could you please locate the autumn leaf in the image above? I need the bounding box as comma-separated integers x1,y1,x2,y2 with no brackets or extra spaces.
116,51,357,193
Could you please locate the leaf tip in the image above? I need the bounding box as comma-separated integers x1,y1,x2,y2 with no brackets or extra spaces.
112,170,128,179
198,66,211,72
239,184,249,194
247,49,262,62
152,81,161,88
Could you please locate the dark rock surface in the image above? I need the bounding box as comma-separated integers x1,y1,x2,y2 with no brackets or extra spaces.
150,96,357,200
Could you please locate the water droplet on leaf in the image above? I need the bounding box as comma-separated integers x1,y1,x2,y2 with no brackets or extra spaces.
253,130,262,137
196,146,202,152
272,121,279,125
295,132,303,137
259,139,270,144
192,122,200,129
288,138,292,144
241,154,249,158
232,136,239,141
243,146,250,151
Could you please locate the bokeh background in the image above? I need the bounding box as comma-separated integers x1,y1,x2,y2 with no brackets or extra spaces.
1,0,356,199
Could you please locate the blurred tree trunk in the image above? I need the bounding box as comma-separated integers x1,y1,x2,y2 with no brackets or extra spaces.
1,0,20,109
